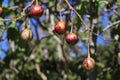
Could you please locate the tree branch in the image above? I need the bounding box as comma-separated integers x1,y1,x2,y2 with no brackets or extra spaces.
23,0,35,13
113,9,120,17
103,20,120,31
64,0,89,30
0,0,35,22
64,0,105,40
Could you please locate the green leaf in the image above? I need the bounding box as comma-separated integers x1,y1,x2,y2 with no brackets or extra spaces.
0,21,5,40
98,1,106,13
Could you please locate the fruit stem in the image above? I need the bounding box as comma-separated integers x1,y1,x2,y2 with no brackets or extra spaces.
25,18,30,29
36,0,39,5
60,11,63,21
87,31,91,58
70,10,73,32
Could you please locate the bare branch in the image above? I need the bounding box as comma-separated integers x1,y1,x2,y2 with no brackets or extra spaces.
64,0,105,40
103,20,120,31
113,9,120,17
23,0,35,13
64,0,89,30
0,0,35,22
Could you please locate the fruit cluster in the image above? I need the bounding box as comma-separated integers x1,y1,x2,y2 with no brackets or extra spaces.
54,20,79,44
21,4,44,41
4,0,95,71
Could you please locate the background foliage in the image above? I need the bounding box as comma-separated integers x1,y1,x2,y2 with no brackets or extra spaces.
0,0,120,80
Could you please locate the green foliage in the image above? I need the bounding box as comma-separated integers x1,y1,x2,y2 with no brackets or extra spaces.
0,0,120,80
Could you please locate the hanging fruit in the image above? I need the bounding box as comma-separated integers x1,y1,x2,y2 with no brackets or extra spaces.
83,57,95,71
54,20,67,34
66,32,78,44
30,4,44,18
21,28,33,41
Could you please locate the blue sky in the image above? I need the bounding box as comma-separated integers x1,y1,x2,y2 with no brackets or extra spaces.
0,0,114,59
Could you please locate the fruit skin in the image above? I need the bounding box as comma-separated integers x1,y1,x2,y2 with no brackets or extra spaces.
54,20,67,34
66,32,78,44
21,29,33,41
30,5,44,18
83,57,95,71
0,7,3,15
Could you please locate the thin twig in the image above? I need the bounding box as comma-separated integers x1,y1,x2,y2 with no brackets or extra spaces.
23,0,35,13
0,0,35,22
16,0,35,21
70,10,74,32
59,11,62,20
36,0,39,5
113,9,120,17
88,31,91,58
103,20,120,31
64,0,89,30
64,0,105,40
0,18,11,22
